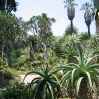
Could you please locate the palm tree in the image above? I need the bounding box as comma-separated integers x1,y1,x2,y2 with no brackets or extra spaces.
64,0,78,35
91,0,99,34
57,45,99,99
80,2,92,38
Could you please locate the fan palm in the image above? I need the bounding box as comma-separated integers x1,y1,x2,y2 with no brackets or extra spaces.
80,2,92,38
64,0,78,35
94,8,99,34
57,45,99,99
91,0,99,34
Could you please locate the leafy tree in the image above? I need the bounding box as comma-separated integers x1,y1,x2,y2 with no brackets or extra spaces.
64,0,78,35
57,45,99,99
27,35,39,61
64,25,78,36
27,13,56,61
26,16,38,35
37,13,55,61
80,2,92,38
0,0,18,13
0,13,25,66
53,37,65,57
79,32,89,41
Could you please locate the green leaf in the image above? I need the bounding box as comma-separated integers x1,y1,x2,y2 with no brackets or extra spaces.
85,72,93,94
76,77,84,95
60,71,71,85
71,68,77,86
42,84,47,99
78,44,84,67
85,55,99,67
86,64,99,70
33,79,44,98
46,82,54,99
23,70,44,82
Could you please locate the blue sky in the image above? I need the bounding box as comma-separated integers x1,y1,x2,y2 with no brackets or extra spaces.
14,0,96,36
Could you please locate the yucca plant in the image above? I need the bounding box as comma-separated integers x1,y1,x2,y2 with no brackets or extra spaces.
24,66,60,99
57,44,99,99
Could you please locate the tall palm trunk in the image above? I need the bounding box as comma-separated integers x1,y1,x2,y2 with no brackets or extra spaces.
96,19,99,35
77,79,88,99
87,25,90,38
94,0,99,34
95,10,99,35
70,20,73,35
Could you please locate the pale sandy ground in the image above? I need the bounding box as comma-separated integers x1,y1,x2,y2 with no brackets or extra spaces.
20,75,39,85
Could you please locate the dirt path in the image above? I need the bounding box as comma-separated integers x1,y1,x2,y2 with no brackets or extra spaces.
20,75,39,85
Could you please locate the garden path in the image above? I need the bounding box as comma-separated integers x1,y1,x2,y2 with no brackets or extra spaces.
20,75,39,85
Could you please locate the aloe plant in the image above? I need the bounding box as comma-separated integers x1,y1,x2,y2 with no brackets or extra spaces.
57,45,99,99
24,66,60,99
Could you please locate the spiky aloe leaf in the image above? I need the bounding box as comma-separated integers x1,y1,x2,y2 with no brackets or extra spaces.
85,55,99,67
66,63,79,68
51,74,60,85
42,84,47,99
86,64,99,70
78,44,84,67
32,79,44,99
56,65,74,70
60,71,71,85
23,70,44,82
46,82,54,99
76,77,84,95
71,68,77,86
92,76,99,90
85,71,93,95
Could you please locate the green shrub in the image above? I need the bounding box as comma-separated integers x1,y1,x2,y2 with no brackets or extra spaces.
0,58,5,66
0,82,32,99
11,49,22,58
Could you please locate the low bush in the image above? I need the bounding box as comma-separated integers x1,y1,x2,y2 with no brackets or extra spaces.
0,82,32,99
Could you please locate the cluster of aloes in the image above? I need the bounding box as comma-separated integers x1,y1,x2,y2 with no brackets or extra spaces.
24,45,99,99
57,44,99,99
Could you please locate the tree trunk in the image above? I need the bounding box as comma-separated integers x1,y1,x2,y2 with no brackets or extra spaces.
43,44,48,61
70,20,73,35
87,25,90,38
5,41,11,67
96,19,99,35
77,79,88,99
94,0,99,35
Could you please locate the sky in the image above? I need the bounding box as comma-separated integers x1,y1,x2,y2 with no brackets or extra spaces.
14,0,96,36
